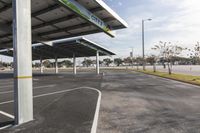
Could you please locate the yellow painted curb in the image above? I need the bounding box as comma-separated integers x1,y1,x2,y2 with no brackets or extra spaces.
14,76,32,79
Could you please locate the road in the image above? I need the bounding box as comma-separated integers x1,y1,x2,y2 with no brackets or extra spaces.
1,70,200,132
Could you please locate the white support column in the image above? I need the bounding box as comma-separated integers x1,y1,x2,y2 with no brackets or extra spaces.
55,57,58,74
40,58,43,74
73,53,77,75
13,0,33,125
96,51,100,75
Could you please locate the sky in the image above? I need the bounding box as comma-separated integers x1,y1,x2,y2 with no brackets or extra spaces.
85,0,200,58
1,0,200,62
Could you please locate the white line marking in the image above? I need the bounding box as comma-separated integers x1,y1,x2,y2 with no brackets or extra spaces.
0,86,98,105
0,84,56,95
0,87,102,133
0,85,12,88
0,111,14,119
34,85,56,89
0,91,13,94
88,87,101,133
0,80,13,83
0,82,13,86
33,88,83,98
0,124,13,130
0,100,13,105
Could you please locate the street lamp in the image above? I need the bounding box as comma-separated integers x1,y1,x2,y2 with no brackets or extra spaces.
142,18,152,71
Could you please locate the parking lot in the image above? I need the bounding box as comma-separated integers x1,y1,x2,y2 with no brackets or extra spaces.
1,70,200,133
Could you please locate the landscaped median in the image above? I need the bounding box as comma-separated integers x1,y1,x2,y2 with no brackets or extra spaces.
134,69,200,86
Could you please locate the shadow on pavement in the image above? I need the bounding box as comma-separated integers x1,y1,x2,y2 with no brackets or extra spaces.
0,121,14,128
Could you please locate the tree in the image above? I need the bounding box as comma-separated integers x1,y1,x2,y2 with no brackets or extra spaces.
187,42,200,65
33,62,40,68
103,58,113,67
146,55,157,72
0,61,2,67
114,58,123,66
146,55,156,65
82,59,93,67
59,60,73,67
135,57,143,70
123,57,132,66
91,60,96,66
43,60,52,68
99,60,103,66
152,41,184,74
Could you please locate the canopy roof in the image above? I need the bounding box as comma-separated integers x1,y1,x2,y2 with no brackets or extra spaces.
0,0,128,49
0,37,115,60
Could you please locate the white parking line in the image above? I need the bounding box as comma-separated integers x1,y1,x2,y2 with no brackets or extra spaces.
0,82,13,85
0,84,56,95
0,124,13,130
0,100,13,105
0,111,14,119
0,87,102,133
0,79,13,82
34,85,56,90
88,87,101,133
0,85,13,89
0,81,13,84
0,91,13,95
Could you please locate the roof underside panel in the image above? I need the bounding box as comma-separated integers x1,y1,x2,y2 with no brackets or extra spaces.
0,37,115,60
0,0,127,49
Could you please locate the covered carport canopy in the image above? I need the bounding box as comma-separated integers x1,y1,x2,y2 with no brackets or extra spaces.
0,0,128,49
0,37,115,60
0,0,127,126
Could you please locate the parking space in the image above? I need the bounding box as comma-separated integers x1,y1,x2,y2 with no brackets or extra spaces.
1,70,200,132
0,72,102,133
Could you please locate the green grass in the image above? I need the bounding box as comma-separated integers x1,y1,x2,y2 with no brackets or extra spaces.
135,69,200,86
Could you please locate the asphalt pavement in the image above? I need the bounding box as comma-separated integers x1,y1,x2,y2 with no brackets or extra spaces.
98,70,200,133
1,70,200,133
0,73,102,133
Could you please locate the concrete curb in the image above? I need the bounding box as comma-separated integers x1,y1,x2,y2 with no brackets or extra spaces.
134,70,200,87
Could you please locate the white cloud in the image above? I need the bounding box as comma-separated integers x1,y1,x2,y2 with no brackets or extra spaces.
118,2,122,6
3,0,200,61
93,0,200,58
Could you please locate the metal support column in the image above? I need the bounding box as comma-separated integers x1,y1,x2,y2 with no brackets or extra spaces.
40,58,43,74
13,0,33,125
55,57,58,74
96,51,100,75
73,53,77,75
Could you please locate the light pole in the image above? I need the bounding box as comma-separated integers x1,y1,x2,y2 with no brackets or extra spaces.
142,18,152,71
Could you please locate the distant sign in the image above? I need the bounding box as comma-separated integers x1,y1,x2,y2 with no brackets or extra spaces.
58,0,115,37
130,52,133,57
